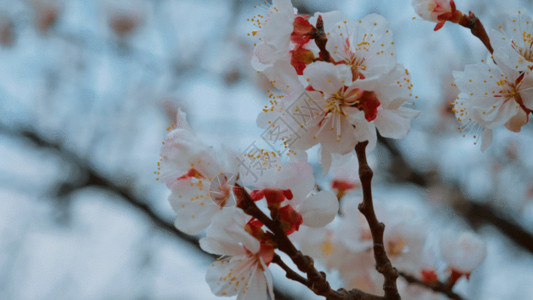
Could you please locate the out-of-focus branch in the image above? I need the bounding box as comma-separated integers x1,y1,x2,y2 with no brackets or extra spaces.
379,136,533,254
399,272,464,300
0,124,296,300
355,141,400,300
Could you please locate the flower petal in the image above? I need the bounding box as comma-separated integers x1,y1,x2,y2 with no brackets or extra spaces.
169,178,218,235
300,191,339,227
303,61,352,95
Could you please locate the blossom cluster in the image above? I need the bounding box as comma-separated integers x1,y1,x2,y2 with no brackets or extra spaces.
413,1,533,150
252,0,419,172
157,108,338,299
451,11,533,150
155,0,491,299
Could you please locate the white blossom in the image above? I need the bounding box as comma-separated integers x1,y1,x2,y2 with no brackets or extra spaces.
412,0,454,23
200,208,275,300
452,58,533,150
440,231,487,274
491,11,533,72
159,109,237,234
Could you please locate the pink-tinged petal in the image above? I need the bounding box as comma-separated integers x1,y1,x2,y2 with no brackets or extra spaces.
504,108,528,132
375,106,419,139
303,61,352,95
412,0,453,22
480,129,492,152
300,191,339,227
168,178,218,235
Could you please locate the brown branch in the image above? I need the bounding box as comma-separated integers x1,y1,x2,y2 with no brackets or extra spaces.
234,184,382,300
272,254,310,287
399,272,465,300
355,141,400,300
313,15,331,62
458,11,494,54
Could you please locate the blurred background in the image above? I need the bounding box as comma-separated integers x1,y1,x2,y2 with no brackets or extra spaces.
1,0,533,299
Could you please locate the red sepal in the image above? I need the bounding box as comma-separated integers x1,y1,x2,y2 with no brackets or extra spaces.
290,45,315,75
250,189,265,201
358,91,381,122
278,205,303,235
177,168,204,180
421,269,439,284
291,15,315,46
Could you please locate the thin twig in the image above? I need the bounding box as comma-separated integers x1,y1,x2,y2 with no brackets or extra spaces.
355,141,400,300
458,12,494,54
399,272,465,300
272,254,310,287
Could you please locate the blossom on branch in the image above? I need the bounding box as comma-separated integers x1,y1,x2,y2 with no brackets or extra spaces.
159,109,237,234
412,0,463,31
491,11,533,72
452,57,533,151
200,208,275,300
254,8,418,172
245,159,339,230
440,231,487,284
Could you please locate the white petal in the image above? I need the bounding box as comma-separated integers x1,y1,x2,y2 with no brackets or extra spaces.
262,60,304,97
237,266,269,300
206,256,258,298
303,61,352,95
168,179,218,235
480,129,493,152
375,106,419,139
440,232,487,273
175,108,192,131
277,161,315,199
315,113,357,155
504,108,528,132
519,75,533,110
350,112,377,151
319,146,333,175
200,208,259,255
300,191,339,227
